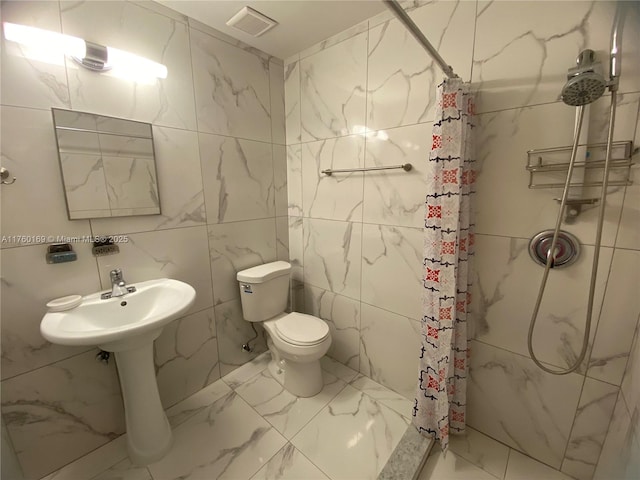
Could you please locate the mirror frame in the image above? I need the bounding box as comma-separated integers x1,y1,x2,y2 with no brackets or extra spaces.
51,108,161,220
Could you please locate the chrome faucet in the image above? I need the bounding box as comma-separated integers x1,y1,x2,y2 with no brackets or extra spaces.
110,269,129,297
101,268,136,299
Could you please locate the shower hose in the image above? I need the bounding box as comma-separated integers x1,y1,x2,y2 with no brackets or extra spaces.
527,93,618,375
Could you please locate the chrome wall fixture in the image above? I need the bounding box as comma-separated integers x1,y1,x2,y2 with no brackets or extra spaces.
321,163,412,176
0,167,16,185
72,40,110,72
529,230,580,269
525,141,635,189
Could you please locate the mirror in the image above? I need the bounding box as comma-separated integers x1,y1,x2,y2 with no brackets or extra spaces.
51,108,161,220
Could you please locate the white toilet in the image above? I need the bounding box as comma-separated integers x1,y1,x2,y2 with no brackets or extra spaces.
237,261,331,397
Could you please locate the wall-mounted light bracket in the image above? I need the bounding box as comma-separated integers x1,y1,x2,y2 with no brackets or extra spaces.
72,41,110,72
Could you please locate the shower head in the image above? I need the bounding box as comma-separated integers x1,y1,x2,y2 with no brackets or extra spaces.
560,49,607,106
561,73,607,106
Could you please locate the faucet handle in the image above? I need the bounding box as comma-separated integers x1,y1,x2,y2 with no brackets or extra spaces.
110,268,123,281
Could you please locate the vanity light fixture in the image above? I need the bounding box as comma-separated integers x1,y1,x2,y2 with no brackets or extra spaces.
3,22,168,83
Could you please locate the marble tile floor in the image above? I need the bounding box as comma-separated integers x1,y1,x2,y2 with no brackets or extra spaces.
42,354,412,480
40,352,576,480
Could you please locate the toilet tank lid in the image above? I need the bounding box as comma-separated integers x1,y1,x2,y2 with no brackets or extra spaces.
237,261,291,283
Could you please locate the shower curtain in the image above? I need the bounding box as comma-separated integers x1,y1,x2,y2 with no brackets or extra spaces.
413,78,475,452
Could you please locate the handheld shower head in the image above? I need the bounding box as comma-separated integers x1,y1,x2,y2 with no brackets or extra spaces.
561,73,607,106
560,49,607,106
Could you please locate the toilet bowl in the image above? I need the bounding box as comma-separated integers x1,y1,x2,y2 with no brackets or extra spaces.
263,312,331,397
236,261,332,397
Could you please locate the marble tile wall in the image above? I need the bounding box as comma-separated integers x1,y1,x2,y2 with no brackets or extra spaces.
284,2,640,479
594,292,640,480
0,0,285,477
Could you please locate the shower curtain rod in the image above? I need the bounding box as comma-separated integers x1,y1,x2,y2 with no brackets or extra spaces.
383,0,458,79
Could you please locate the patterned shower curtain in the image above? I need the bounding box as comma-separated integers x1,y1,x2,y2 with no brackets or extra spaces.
412,78,476,452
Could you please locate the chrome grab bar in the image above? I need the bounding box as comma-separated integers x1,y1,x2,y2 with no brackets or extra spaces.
321,163,412,176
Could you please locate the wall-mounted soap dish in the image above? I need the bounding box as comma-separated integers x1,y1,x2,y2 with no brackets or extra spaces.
46,243,77,264
92,239,120,256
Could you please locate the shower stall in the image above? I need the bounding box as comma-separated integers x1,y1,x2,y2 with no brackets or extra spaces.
528,4,631,376
379,1,638,478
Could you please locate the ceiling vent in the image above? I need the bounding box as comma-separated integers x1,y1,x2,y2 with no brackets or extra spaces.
226,6,278,37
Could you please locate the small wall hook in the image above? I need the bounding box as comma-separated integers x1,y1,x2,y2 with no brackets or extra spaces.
0,167,16,185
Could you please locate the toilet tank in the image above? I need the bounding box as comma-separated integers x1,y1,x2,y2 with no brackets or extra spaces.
236,261,291,322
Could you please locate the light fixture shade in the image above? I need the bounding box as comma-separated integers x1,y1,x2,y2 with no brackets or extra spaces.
3,22,168,83
3,22,85,62
107,46,168,80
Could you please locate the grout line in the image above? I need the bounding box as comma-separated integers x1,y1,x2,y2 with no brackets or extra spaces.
297,22,369,64
286,380,350,441
473,232,626,250
187,19,277,65
609,95,640,250
6,217,636,253
40,436,129,480
219,357,269,390
1,346,95,383
617,313,640,405
221,392,288,478
590,390,622,480
294,57,302,147
293,444,336,480
192,129,279,146
230,359,351,445
582,244,619,376
618,388,637,435
470,337,594,376
2,303,216,381
358,16,372,377
131,0,188,25
189,6,221,376
294,48,305,298
3,217,294,251
278,217,639,253
256,89,640,147
508,447,573,477
281,376,416,479
468,0,479,84
268,59,275,146
503,447,512,480
56,0,72,110
302,276,421,323
559,374,588,470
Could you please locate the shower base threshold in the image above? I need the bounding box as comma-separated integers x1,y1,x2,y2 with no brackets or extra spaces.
378,425,434,480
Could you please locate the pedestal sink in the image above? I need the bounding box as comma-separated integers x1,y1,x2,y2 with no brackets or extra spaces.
40,278,196,465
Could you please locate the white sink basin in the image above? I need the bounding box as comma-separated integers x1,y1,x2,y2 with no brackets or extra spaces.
41,278,195,349
40,277,196,465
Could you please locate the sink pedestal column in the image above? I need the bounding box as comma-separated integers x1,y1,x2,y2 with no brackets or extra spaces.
109,329,172,465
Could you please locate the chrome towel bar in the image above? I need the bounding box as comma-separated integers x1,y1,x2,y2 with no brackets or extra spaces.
321,163,412,176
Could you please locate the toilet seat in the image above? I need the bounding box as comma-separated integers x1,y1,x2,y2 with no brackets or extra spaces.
273,313,329,346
